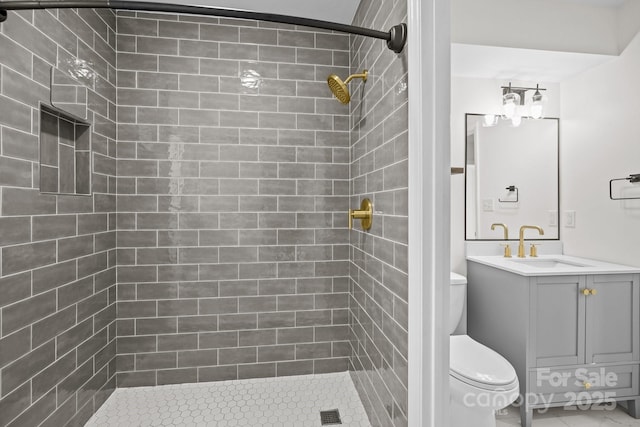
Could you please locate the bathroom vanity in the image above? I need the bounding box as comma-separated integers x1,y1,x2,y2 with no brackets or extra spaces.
467,255,640,427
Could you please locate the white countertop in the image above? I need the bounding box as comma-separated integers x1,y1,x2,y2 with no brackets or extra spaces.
467,254,640,276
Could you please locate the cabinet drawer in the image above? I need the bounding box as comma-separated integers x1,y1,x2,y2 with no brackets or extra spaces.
529,365,639,405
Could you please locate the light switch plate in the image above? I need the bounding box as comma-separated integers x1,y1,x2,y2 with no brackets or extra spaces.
548,210,558,227
564,210,576,228
482,199,494,212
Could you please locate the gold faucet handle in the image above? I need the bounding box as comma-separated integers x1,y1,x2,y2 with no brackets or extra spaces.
500,244,512,258
529,244,539,257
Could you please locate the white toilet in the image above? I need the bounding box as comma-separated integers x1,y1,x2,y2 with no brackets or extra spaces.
449,272,519,427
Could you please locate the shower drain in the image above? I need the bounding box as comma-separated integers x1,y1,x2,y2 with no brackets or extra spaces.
320,409,342,425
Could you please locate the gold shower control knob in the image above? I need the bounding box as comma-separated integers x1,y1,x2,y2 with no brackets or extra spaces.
583,381,592,389
348,199,373,231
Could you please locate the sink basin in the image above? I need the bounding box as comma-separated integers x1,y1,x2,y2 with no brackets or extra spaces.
510,258,589,268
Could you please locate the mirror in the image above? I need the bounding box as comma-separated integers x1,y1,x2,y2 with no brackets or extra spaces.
465,113,559,240
51,67,88,122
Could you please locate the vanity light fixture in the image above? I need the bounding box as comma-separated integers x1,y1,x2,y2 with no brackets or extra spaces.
485,83,548,127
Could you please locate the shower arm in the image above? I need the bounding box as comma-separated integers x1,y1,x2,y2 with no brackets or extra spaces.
343,71,368,85
0,0,408,53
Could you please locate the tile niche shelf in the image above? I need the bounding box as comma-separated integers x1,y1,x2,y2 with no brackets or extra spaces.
39,103,91,195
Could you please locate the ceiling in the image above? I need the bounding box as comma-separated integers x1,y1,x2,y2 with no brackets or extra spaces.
151,0,362,25
451,44,617,82
451,0,634,82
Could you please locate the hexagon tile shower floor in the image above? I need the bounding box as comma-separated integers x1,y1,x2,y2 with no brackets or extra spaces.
85,372,371,426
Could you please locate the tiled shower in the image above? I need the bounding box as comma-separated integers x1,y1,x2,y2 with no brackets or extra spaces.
114,10,353,387
0,0,408,426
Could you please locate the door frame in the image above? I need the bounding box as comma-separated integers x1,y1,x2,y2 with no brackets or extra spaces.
407,0,451,425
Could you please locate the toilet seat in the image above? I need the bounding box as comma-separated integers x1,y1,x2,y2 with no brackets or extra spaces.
450,335,518,391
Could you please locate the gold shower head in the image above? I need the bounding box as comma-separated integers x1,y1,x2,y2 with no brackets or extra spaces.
327,70,368,104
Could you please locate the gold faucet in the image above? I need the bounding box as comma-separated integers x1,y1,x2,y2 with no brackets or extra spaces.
518,225,544,258
491,223,511,257
491,223,509,239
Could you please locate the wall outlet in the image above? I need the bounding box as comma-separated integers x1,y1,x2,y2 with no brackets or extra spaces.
482,198,494,212
564,210,576,228
548,210,558,227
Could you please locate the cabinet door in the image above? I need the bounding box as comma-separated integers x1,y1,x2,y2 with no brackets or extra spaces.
585,274,640,364
531,276,586,367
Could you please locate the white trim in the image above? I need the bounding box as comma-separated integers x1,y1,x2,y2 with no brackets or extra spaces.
407,0,450,426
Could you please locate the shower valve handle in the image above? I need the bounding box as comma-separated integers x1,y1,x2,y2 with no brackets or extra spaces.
349,199,373,231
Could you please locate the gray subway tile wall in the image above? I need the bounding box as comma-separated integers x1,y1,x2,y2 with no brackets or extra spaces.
114,11,354,388
0,7,118,427
348,0,409,426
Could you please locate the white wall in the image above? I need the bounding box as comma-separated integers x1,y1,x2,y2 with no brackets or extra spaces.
451,0,619,55
560,33,640,267
451,77,560,273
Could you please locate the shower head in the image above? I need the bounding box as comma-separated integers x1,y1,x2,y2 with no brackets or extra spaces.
327,70,368,104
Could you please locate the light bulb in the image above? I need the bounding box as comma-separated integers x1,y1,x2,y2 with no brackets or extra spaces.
502,92,520,119
511,114,522,127
530,87,544,119
483,114,498,127
530,103,543,119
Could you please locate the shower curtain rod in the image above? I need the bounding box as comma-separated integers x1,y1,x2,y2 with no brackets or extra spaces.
0,1,408,53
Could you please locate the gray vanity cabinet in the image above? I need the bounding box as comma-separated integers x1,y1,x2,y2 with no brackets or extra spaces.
467,261,640,427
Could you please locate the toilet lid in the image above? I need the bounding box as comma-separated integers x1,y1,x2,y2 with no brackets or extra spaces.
450,335,518,390
450,272,467,285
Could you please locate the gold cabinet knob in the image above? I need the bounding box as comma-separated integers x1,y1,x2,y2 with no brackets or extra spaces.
582,289,591,296
590,289,598,296
584,381,592,389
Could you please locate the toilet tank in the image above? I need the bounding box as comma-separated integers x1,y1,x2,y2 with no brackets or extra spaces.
449,272,467,335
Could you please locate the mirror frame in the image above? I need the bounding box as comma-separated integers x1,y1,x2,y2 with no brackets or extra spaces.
464,113,561,241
